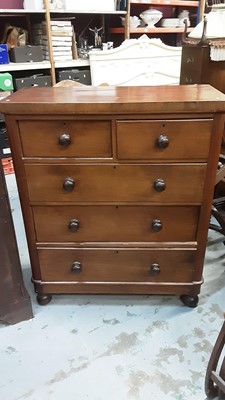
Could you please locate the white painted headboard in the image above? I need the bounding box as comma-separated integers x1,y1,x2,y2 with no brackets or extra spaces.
89,35,182,86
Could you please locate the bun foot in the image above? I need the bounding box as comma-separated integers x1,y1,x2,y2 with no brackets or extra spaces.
180,294,199,308
37,294,52,305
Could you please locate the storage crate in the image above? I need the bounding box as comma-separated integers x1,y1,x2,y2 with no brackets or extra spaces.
56,69,91,85
9,45,43,63
2,157,14,175
14,74,51,90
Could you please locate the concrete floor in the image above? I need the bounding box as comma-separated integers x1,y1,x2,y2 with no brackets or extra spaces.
0,173,225,400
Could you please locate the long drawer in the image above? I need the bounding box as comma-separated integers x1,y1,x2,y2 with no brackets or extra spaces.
116,119,212,160
18,120,112,158
38,248,196,283
33,205,199,242
25,164,206,203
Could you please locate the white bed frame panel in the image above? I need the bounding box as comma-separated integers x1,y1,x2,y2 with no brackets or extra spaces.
89,35,182,86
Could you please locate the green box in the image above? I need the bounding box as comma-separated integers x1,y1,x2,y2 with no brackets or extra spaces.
0,73,13,91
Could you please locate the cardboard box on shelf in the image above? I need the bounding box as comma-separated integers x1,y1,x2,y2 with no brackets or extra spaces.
64,0,116,11
0,0,23,8
23,0,44,9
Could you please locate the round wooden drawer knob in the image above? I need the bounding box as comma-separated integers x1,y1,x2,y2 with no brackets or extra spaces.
157,134,169,149
152,219,162,232
154,178,166,192
63,177,75,192
71,261,82,273
68,219,79,232
150,263,160,276
59,133,71,147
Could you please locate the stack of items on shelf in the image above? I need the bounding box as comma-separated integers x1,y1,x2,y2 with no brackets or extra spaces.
33,20,74,62
0,73,13,174
0,23,43,64
161,10,190,28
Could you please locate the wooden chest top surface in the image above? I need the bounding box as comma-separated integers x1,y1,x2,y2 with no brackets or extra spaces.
1,85,225,115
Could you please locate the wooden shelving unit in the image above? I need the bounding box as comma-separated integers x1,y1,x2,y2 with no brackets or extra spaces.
111,27,193,33
0,0,205,85
112,0,203,40
49,10,127,14
130,0,198,6
54,59,90,69
0,1,127,85
0,9,45,13
0,61,51,72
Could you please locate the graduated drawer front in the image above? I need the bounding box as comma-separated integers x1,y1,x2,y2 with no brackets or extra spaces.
25,164,206,203
18,120,112,158
116,119,212,160
38,248,196,283
33,205,199,242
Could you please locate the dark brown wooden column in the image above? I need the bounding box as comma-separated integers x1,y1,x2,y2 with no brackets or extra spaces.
0,163,33,325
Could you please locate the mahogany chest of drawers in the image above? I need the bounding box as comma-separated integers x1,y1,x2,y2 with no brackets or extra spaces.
1,85,225,307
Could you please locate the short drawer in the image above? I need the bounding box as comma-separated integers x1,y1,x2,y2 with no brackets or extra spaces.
116,119,212,160
33,205,199,243
18,120,112,158
38,248,196,283
25,164,206,204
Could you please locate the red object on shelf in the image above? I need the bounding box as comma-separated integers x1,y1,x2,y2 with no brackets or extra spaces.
0,0,23,8
2,157,14,175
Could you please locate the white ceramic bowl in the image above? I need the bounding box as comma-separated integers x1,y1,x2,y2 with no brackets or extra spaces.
161,18,179,27
139,8,163,27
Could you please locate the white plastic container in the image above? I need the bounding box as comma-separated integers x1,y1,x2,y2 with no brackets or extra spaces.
48,0,65,10
64,0,115,11
23,0,44,9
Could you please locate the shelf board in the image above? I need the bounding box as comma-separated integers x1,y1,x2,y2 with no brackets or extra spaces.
130,0,199,6
0,61,51,72
54,59,90,68
0,8,127,14
110,27,193,33
50,10,127,14
0,9,46,13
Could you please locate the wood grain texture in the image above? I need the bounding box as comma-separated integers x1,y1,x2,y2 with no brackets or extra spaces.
116,119,212,160
1,85,225,115
38,248,196,283
25,163,206,203
1,85,224,303
19,120,112,158
33,205,199,243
